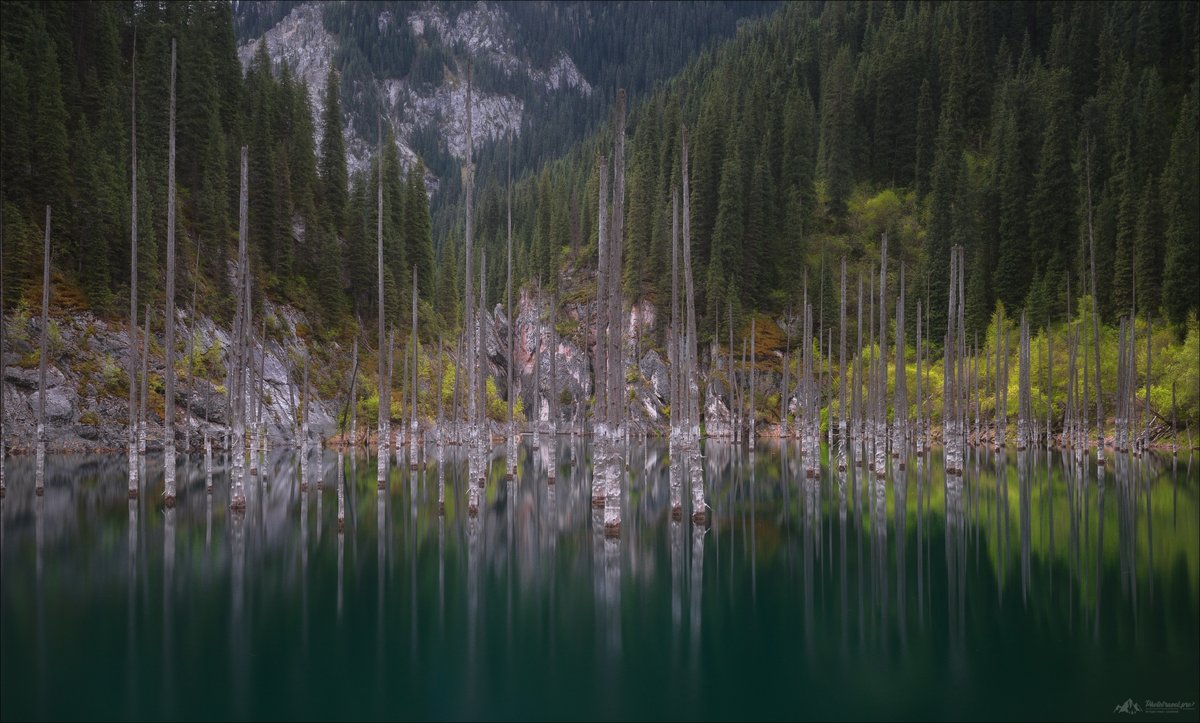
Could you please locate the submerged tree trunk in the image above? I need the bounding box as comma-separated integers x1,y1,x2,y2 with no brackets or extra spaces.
894,263,907,464
36,205,50,494
463,62,482,516
185,238,200,457
230,147,249,512
0,204,5,495
681,127,699,446
604,90,627,535
1018,314,1032,450
549,288,558,468
874,234,887,478
411,265,419,469
670,189,680,442
915,300,922,458
749,317,756,450
349,334,359,449
506,135,516,477
592,155,609,508
838,258,847,469
128,34,139,498
1084,133,1104,464
140,303,150,457
377,120,389,487
164,39,178,506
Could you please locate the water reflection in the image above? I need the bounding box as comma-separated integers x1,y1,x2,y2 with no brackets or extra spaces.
0,445,1196,721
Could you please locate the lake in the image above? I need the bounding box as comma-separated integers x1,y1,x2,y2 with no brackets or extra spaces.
1,439,1197,721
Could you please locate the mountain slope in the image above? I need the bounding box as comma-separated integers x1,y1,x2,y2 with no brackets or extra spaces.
234,1,777,193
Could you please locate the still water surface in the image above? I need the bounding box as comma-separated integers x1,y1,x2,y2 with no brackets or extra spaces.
1,440,1197,721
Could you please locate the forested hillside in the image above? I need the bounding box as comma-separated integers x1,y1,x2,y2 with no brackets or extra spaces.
1,1,1197,351
0,0,775,338
464,0,1198,347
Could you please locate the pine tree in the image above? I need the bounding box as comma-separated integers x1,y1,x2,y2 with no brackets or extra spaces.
26,19,71,229
319,68,349,236
1160,91,1199,334
818,45,855,217
1027,110,1075,320
707,131,744,323
406,161,434,304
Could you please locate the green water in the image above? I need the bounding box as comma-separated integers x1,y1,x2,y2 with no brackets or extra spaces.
1,441,1197,721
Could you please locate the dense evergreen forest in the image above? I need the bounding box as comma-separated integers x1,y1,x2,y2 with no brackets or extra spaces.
466,0,1198,347
0,0,413,332
1,0,1197,354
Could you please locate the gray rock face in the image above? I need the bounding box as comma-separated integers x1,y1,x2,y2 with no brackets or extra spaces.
2,287,707,453
705,379,733,438
237,1,591,180
1,301,340,454
640,350,670,402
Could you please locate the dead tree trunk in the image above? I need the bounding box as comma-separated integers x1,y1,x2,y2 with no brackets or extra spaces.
592,155,608,507
36,205,50,494
681,126,699,442
140,303,150,456
1018,314,1032,450
838,258,847,469
411,265,419,469
944,245,960,475
550,289,558,439
377,119,389,486
185,238,200,456
749,316,756,449
670,188,680,439
1084,133,1104,463
464,62,482,515
128,32,139,498
0,203,5,495
874,233,887,478
604,90,627,535
164,39,178,506
230,147,249,512
915,300,922,458
506,134,515,475
894,263,907,463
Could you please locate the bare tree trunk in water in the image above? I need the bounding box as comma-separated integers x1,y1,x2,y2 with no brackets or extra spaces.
377,119,389,487
349,335,359,449
164,40,178,506
1084,133,1104,463
549,288,558,478
592,155,608,508
669,188,681,517
185,238,200,457
874,233,887,478
36,206,51,494
749,317,756,450
463,62,482,516
670,189,680,443
506,134,516,477
230,147,249,512
128,33,139,498
915,300,922,458
0,204,5,495
533,281,541,450
604,90,626,535
944,246,959,475
838,258,847,469
411,265,419,469
140,304,150,457
894,263,907,464
681,126,699,443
